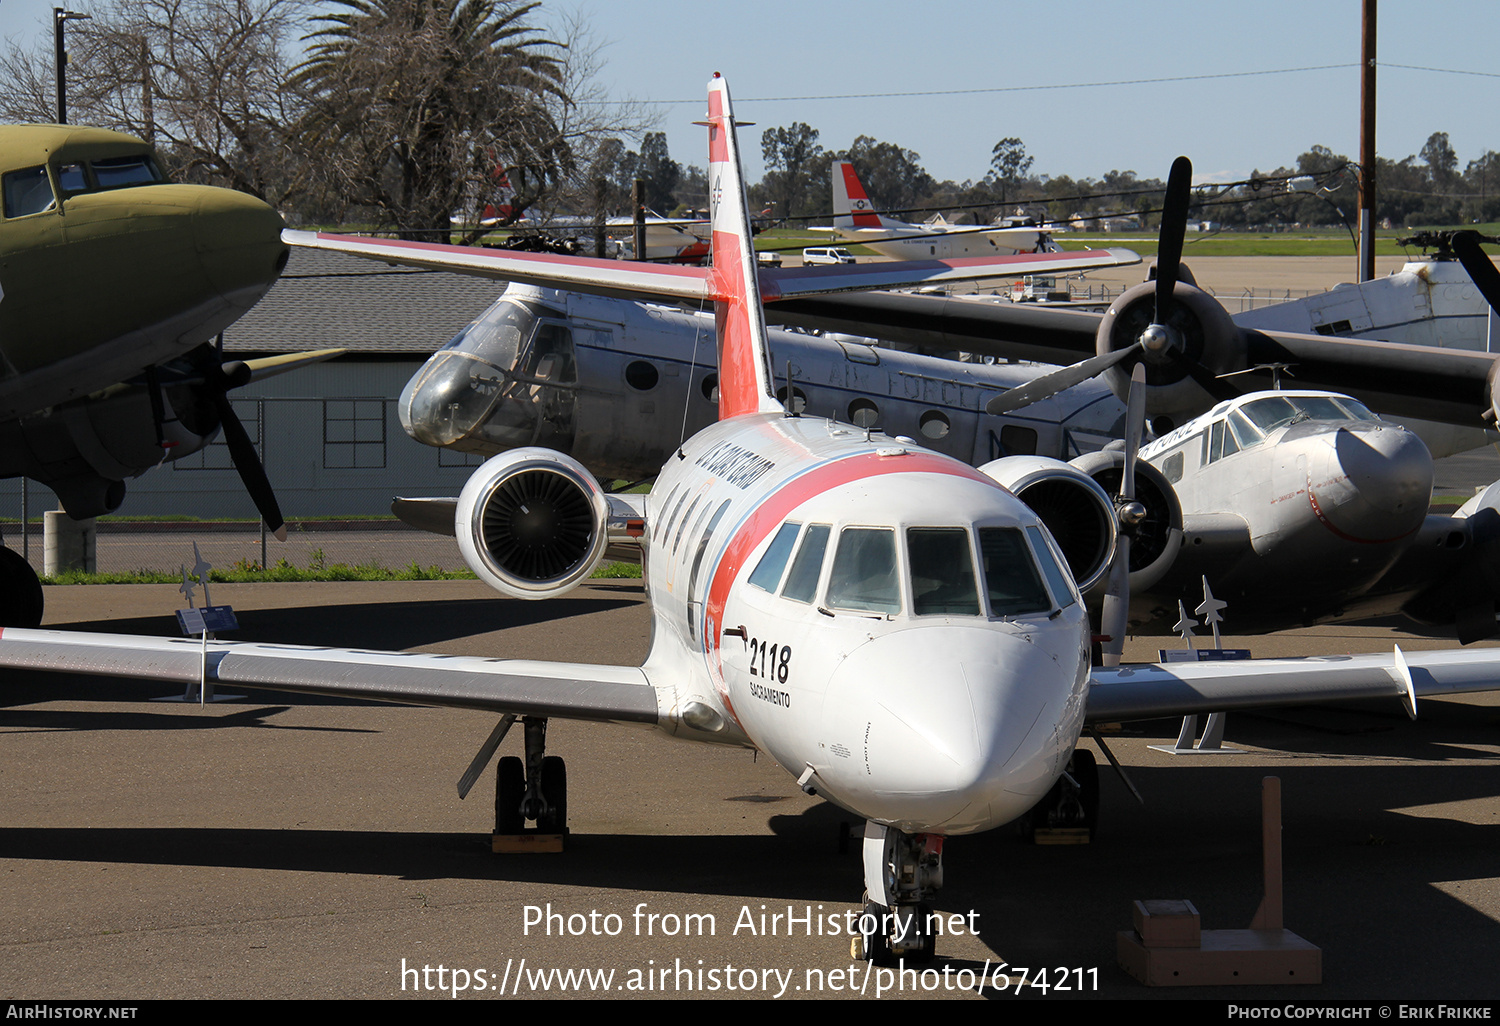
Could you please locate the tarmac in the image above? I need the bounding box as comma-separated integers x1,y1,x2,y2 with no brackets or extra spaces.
2,578,1498,1002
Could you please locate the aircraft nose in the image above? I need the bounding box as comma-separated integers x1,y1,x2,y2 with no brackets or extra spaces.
399,350,539,450
190,186,288,302
821,624,1087,835
1314,423,1433,540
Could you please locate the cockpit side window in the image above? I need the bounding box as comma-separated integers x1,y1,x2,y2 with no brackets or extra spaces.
977,527,1052,617
749,521,801,593
1025,525,1077,610
827,527,901,615
908,527,980,616
3,166,55,218
781,523,831,604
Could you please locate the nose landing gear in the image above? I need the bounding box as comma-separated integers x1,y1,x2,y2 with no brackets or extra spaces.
850,823,942,964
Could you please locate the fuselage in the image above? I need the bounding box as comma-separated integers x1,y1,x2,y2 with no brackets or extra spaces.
639,410,1092,834
399,284,1127,480
832,224,1055,262
1138,390,1437,629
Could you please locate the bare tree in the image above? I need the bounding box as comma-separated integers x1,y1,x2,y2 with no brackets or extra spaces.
0,0,311,208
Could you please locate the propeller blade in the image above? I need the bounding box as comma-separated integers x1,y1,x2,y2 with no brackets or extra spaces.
1099,536,1130,668
985,341,1142,415
1453,231,1500,317
211,391,287,541
1154,156,1193,322
1122,364,1146,502
1101,364,1148,669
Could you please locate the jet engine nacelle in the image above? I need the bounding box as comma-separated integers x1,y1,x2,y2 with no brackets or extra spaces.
1068,449,1184,595
455,447,610,600
1096,280,1245,427
978,455,1117,594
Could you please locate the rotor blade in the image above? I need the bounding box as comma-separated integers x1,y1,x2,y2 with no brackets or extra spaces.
1122,364,1146,502
1154,156,1193,323
985,341,1142,415
211,392,287,542
1453,231,1500,317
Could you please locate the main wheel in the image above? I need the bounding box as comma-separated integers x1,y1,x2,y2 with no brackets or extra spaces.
537,755,567,834
0,547,42,627
495,756,525,834
857,899,893,966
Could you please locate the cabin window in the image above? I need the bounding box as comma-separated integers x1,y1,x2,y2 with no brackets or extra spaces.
749,521,802,593
908,528,980,616
672,497,702,555
977,527,1052,617
1162,451,1184,483
847,397,880,429
1000,425,1038,456
1228,410,1263,450
781,523,831,604
827,527,901,615
3,165,54,218
625,360,659,391
1025,525,1077,610
700,372,719,403
919,410,950,440
775,384,808,413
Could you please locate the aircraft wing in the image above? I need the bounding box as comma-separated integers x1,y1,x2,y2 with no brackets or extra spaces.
283,230,1138,307
769,290,1500,428
0,628,660,725
1086,646,1500,723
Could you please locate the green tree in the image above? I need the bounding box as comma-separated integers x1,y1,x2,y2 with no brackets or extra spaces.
841,136,933,215
989,137,1033,206
760,122,824,220
291,0,569,238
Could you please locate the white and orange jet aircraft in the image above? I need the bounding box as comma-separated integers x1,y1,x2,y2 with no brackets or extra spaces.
8,77,1500,965
821,159,1058,260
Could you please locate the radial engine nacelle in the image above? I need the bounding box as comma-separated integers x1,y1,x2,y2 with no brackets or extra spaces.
455,448,610,599
1096,279,1245,425
977,455,1117,594
1068,448,1184,596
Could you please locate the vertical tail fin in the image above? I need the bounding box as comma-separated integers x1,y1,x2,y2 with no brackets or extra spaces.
832,160,884,229
702,73,781,419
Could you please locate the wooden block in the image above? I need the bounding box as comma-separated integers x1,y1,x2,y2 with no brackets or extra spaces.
491,832,565,854
1032,827,1090,845
1117,928,1321,986
1132,899,1201,947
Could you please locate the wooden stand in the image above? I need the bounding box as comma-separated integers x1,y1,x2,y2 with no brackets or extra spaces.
492,832,565,854
1117,777,1321,986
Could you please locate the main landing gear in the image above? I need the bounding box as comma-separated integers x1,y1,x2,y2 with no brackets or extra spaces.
849,823,942,965
1018,748,1100,842
493,717,568,850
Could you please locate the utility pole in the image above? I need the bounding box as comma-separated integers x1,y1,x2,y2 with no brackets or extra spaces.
1357,0,1377,282
54,8,91,125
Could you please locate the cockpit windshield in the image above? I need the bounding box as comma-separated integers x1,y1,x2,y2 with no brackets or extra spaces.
4,152,167,218
908,528,980,615
978,528,1052,617
1240,394,1376,432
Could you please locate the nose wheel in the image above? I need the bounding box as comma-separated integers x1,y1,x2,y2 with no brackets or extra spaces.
852,823,942,964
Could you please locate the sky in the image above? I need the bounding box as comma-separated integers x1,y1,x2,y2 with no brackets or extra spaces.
2,0,1496,187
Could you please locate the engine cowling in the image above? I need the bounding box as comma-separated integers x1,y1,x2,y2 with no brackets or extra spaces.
1068,448,1184,595
455,447,609,599
1096,280,1245,427
978,455,1117,593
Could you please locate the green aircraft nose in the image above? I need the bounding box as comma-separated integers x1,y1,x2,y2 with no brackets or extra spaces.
187,184,290,299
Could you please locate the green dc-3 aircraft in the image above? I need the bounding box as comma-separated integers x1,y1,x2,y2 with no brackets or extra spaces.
0,124,314,625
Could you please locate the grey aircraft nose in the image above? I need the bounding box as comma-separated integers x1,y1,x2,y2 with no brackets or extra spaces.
1335,423,1433,520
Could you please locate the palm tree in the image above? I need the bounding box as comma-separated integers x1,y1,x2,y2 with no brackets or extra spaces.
292,0,570,238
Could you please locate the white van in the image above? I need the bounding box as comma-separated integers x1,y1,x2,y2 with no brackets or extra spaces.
801,246,856,265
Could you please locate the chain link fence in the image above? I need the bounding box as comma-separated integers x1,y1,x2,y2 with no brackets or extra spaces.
1,395,481,578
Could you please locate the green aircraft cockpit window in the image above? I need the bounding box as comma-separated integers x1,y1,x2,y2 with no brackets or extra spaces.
977,527,1052,618
90,154,163,190
3,165,55,218
827,527,901,615
908,527,980,616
